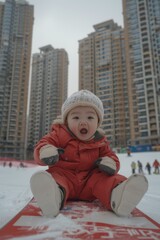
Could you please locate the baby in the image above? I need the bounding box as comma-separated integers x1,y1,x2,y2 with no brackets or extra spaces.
30,90,148,218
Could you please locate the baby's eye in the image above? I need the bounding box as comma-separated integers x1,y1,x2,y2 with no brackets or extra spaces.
73,116,79,120
88,116,94,120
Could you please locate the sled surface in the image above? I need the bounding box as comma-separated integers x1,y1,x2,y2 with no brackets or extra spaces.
1,198,160,239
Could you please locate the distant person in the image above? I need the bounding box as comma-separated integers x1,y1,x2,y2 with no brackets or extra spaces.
30,90,148,218
131,161,136,174
137,160,143,174
3,162,6,167
20,162,25,168
145,162,151,175
153,159,159,174
127,148,131,157
9,162,12,168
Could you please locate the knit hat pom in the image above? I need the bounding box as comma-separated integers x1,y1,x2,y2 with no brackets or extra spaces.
61,90,104,126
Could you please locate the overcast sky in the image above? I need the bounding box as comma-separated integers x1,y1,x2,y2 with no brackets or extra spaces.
27,0,124,96
26,1,124,95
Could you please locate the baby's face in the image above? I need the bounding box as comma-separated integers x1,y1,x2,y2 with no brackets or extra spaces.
67,106,98,141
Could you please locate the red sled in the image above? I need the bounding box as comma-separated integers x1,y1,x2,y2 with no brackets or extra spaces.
0,198,160,239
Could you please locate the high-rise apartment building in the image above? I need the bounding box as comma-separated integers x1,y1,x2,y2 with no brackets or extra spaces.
27,45,68,155
0,0,33,159
123,0,160,146
79,1,160,148
79,20,128,147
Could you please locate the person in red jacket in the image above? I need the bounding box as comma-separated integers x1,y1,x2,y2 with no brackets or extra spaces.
30,90,148,218
153,159,159,174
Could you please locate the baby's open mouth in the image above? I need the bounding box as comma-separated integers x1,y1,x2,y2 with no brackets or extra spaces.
80,128,88,134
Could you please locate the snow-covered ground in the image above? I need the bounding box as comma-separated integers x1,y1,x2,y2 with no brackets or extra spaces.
0,151,160,230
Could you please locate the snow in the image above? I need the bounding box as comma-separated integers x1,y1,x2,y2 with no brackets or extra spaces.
13,214,83,240
0,151,160,233
0,165,46,229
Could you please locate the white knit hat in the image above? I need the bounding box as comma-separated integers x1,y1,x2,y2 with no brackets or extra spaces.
62,90,104,126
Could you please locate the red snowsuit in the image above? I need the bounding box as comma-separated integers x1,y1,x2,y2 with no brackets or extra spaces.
153,160,159,174
34,124,126,210
153,160,159,168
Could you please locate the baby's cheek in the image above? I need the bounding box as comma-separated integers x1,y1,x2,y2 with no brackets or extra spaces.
71,125,78,135
69,123,77,134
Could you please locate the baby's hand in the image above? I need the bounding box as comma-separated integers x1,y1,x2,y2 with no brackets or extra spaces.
40,145,64,166
96,157,116,175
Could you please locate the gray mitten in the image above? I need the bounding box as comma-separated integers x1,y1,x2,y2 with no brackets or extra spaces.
40,144,64,166
96,156,116,175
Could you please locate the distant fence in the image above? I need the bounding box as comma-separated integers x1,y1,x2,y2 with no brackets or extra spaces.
115,144,160,153
128,145,153,152
0,157,37,167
